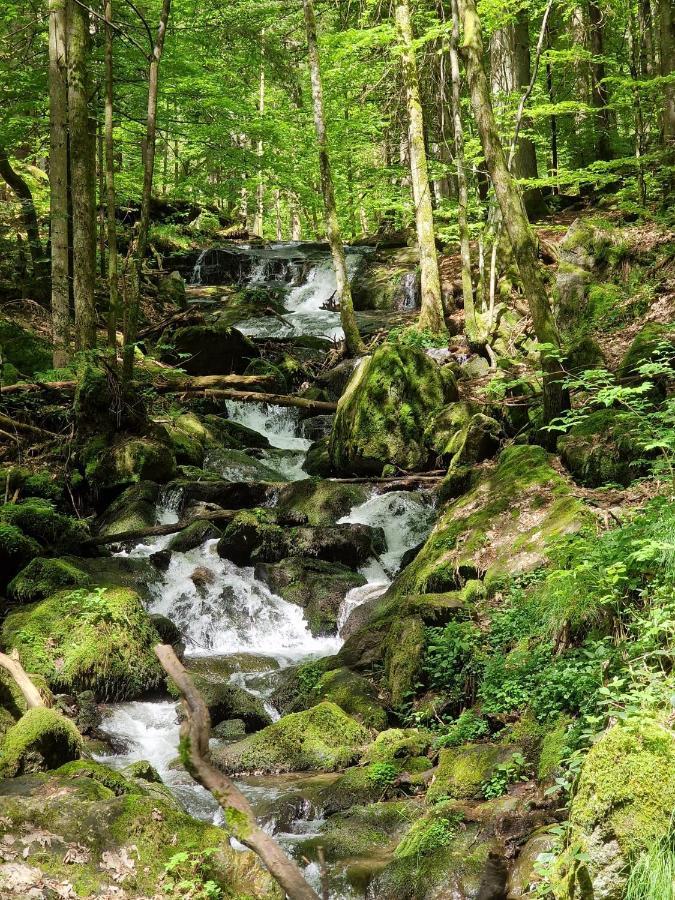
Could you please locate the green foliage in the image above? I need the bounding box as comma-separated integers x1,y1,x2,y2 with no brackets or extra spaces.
481,751,529,799
367,762,398,786
163,849,223,899
434,710,489,749
423,620,483,706
394,812,459,860
625,822,675,900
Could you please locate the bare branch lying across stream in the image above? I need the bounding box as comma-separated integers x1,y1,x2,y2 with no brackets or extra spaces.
154,644,322,900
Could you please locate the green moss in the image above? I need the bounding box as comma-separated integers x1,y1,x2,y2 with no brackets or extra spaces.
8,557,91,603
0,467,63,502
0,316,52,376
56,759,144,795
83,433,177,491
329,343,454,475
302,800,418,861
558,408,649,487
0,522,40,586
392,445,587,598
0,498,89,550
95,481,159,537
617,322,675,380
2,586,164,701
309,668,388,730
426,743,508,803
0,708,82,776
363,729,432,766
537,716,571,781
210,702,369,774
275,479,368,525
384,616,426,707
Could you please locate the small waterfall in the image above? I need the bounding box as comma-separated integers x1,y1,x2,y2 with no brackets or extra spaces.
190,249,209,285
399,271,420,310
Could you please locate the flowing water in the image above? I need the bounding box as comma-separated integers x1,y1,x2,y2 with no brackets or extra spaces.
97,241,434,896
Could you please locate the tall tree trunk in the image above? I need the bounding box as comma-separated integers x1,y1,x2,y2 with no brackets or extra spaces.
274,189,283,240
449,0,478,344
67,0,97,351
458,0,568,428
122,0,172,383
302,0,364,356
290,194,302,240
254,34,265,238
395,0,447,337
660,0,675,173
48,0,71,366
104,0,120,350
588,0,612,161
0,146,45,288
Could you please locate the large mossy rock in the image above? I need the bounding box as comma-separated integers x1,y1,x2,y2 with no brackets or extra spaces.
0,523,40,589
0,708,82,777
0,317,52,381
424,401,501,469
275,479,368,525
558,408,649,487
329,343,456,475
175,659,272,732
2,586,163,701
555,720,675,900
0,498,89,552
211,702,368,774
170,323,257,375
617,322,675,382
426,743,515,803
82,432,177,492
94,481,159,537
0,768,281,898
392,445,586,597
7,557,91,604
158,269,187,309
255,558,367,636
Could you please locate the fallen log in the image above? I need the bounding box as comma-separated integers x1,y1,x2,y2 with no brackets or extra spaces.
88,508,237,546
0,650,47,709
0,373,276,396
198,388,338,412
155,644,321,900
0,412,59,439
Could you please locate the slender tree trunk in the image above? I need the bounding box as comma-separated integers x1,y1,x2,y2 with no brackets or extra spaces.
458,0,568,428
274,189,282,240
290,194,302,240
67,0,97,351
660,0,675,174
589,0,612,161
449,0,478,344
302,0,364,356
97,127,106,279
254,34,265,238
104,0,120,350
122,0,172,383
0,146,45,286
49,0,71,366
395,0,447,337
546,24,558,189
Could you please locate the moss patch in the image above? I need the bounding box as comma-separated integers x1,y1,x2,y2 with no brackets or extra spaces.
0,708,82,777
0,499,89,551
7,557,91,604
2,586,164,701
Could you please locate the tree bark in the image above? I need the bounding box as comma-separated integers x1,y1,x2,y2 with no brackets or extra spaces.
660,0,675,173
449,0,478,344
0,147,45,289
154,645,321,900
588,0,612,161
123,0,172,383
254,35,265,238
302,0,364,357
395,1,447,337
0,652,46,710
458,0,568,429
49,0,71,367
67,0,97,351
104,0,120,350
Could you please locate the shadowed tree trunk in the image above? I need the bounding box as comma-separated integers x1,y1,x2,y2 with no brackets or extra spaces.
122,0,172,383
104,0,120,350
589,0,612,161
660,0,675,177
0,146,47,297
302,0,364,356
67,0,97,351
458,0,568,429
48,0,71,366
395,0,447,337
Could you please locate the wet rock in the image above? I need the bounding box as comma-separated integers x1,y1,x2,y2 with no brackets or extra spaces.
425,401,501,469
190,565,216,589
175,674,271,732
169,323,257,375
211,701,368,774
304,436,332,476
172,477,275,509
506,827,557,898
315,357,361,400
150,613,183,651
329,343,455,475
0,708,82,777
302,414,335,440
255,557,366,636
351,247,420,311
275,479,368,525
82,432,177,492
167,518,221,552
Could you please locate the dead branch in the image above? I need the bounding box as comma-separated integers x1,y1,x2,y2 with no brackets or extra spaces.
88,508,237,546
0,412,59,439
0,373,277,396
0,651,47,709
198,388,338,412
154,644,321,900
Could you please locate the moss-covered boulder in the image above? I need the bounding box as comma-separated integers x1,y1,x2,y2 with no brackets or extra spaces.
7,557,91,604
170,323,257,375
0,317,52,379
329,343,455,475
363,728,432,766
392,445,586,597
0,769,282,898
255,558,366,635
275,479,368,525
556,719,675,900
167,518,221,552
211,702,368,774
617,322,675,382
425,401,501,469
0,466,64,503
173,659,271,732
384,616,426,707
426,743,514,803
558,408,650,487
0,523,40,589
0,708,82,777
95,481,160,537
304,436,333,476
0,498,89,551
158,269,187,309
369,803,496,900
2,586,164,701
82,432,177,491
0,669,52,741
